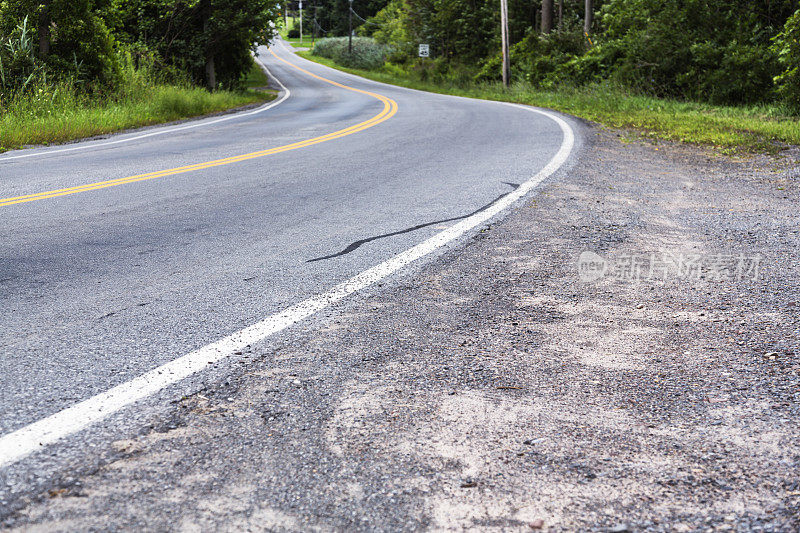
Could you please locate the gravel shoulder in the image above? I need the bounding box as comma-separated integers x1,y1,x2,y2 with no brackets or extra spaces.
5,127,799,531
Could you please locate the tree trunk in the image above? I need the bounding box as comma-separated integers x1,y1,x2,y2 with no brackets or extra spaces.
584,0,594,34
205,55,216,90
38,0,50,57
558,0,563,31
202,0,216,90
541,0,553,34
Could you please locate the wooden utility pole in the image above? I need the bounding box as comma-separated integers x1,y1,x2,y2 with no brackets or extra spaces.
558,0,563,31
499,0,510,87
584,0,594,34
542,0,553,33
348,0,353,53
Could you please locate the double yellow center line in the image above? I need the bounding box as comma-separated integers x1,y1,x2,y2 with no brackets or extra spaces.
0,48,399,208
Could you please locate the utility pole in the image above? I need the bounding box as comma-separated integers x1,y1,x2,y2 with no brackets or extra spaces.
558,0,563,31
499,0,510,88
299,0,303,42
348,0,353,54
584,0,594,34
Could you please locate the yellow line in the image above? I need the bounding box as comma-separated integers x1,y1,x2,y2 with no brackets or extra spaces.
0,48,399,208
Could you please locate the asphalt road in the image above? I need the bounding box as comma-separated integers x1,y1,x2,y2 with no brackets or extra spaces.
0,41,575,491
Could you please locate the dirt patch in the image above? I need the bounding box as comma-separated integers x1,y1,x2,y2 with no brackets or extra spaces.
6,129,799,531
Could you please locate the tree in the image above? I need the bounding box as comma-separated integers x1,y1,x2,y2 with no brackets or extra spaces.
0,0,121,86
541,0,553,33
37,0,50,56
114,0,280,90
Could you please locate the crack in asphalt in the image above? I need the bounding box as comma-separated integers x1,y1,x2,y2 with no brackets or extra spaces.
307,182,521,262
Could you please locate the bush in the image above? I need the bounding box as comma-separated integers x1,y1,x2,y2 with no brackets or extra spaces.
287,28,300,39
312,37,390,70
0,16,45,101
592,0,787,104
773,10,800,112
475,29,587,86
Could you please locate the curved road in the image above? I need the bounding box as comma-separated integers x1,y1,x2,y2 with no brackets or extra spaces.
0,41,576,474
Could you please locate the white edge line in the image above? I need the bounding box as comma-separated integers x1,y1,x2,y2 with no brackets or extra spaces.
0,52,290,163
0,73,575,471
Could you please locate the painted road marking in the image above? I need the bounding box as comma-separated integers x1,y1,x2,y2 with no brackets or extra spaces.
0,48,398,207
0,101,575,468
0,56,290,163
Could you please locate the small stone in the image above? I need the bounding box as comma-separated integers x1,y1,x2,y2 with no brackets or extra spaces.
529,519,545,529
764,352,779,359
636,304,645,309
292,379,301,386
609,524,629,533
111,439,142,454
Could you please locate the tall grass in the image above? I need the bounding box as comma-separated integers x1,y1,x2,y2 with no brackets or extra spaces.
0,60,273,152
299,52,800,153
312,37,390,70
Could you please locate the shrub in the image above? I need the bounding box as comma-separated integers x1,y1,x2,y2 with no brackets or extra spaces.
593,0,787,104
773,10,800,112
475,29,587,86
0,16,45,100
287,28,300,39
312,37,390,70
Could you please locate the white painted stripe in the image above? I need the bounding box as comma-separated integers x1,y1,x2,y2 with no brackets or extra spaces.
0,54,290,163
0,81,574,470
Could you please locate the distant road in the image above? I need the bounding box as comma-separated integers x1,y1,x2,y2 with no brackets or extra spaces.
0,40,574,470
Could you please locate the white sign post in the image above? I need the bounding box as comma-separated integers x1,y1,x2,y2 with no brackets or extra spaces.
418,44,430,58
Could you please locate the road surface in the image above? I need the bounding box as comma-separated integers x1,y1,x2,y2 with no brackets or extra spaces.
0,40,577,502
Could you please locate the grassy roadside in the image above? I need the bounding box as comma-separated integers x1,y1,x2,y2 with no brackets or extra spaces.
277,23,317,49
0,60,276,153
298,51,800,153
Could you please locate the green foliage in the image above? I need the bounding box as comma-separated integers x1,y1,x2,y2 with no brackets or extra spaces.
313,37,389,70
300,50,800,153
366,0,496,64
302,0,389,39
362,0,800,110
0,16,44,98
0,0,123,89
476,29,587,85
114,0,280,90
0,59,272,152
773,10,800,111
589,0,792,104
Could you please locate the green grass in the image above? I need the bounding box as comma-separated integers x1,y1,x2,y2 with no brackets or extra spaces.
0,60,276,153
244,58,274,89
277,23,318,49
299,51,800,153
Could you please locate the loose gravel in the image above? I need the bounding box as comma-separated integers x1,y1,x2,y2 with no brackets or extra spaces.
5,128,799,532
